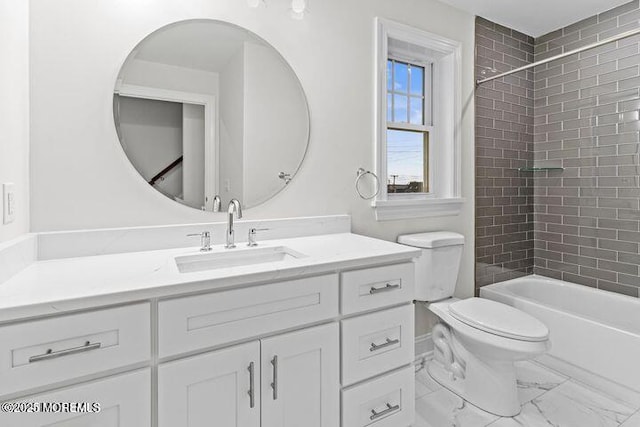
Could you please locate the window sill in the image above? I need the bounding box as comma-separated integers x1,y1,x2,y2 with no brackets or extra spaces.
372,198,464,221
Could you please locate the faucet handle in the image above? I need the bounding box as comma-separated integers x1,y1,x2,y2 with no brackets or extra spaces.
187,231,210,239
187,231,212,251
247,228,269,247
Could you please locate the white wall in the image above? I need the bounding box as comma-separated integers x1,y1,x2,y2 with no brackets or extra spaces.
0,0,29,243
29,0,476,333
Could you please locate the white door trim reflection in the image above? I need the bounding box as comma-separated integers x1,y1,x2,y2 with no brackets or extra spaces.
116,83,218,210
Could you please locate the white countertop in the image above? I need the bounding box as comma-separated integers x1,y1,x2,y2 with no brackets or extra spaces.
0,233,419,322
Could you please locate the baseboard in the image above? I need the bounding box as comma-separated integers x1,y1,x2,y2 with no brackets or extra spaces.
415,333,433,362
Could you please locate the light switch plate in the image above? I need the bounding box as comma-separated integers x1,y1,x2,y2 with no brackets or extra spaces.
3,183,16,224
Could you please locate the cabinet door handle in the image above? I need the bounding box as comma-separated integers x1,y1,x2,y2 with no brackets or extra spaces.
370,403,401,421
29,341,101,363
369,283,400,294
270,355,278,400
247,362,255,408
370,337,400,352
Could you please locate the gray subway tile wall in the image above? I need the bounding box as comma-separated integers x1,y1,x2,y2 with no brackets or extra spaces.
533,0,640,298
475,17,536,288
475,0,640,298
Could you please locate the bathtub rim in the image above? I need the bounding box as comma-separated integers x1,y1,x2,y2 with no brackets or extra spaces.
481,274,640,337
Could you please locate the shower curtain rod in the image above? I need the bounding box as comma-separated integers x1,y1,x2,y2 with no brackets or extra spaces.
476,26,640,86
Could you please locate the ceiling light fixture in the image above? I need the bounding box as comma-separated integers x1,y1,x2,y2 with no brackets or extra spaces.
247,0,265,8
290,0,307,19
247,0,307,19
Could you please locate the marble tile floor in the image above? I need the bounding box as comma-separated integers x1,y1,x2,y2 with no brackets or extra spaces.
414,360,640,427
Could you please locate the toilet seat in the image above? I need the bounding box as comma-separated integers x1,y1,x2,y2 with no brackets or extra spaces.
449,298,549,342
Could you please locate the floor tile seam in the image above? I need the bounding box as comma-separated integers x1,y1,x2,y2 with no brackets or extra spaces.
415,388,440,401
517,373,571,405
562,378,637,411
619,407,640,426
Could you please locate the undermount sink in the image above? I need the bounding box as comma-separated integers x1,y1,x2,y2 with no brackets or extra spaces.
175,246,307,274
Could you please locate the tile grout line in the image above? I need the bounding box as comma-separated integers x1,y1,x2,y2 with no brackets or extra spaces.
620,407,640,426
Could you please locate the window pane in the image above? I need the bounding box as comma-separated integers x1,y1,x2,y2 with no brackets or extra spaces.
393,94,408,123
387,94,393,122
410,97,423,125
410,66,424,96
387,129,426,193
393,62,408,93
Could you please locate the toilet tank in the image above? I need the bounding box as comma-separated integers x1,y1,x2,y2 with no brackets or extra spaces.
397,232,465,302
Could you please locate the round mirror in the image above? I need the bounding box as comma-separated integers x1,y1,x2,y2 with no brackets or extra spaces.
113,20,310,211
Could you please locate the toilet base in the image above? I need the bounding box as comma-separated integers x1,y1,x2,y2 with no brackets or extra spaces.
427,323,524,418
428,356,522,417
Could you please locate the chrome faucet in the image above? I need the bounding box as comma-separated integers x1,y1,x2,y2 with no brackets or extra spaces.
212,195,222,212
226,199,243,248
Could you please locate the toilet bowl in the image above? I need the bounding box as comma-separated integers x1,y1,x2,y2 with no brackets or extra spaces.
427,297,549,416
397,232,550,416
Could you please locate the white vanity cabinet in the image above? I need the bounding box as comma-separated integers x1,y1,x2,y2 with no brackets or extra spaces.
158,323,339,427
158,342,261,427
260,323,340,427
342,367,415,427
0,303,151,398
0,256,416,427
339,263,416,427
157,274,339,358
341,305,415,386
156,261,414,427
0,369,151,427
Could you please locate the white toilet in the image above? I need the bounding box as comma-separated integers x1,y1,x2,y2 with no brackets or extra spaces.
398,231,550,417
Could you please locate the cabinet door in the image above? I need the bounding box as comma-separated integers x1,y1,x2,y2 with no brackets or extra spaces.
0,369,150,427
158,341,260,427
261,323,340,427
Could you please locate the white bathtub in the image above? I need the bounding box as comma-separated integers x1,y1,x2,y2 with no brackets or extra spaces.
481,275,640,398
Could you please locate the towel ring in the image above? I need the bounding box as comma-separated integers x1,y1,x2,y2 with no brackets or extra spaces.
355,168,380,200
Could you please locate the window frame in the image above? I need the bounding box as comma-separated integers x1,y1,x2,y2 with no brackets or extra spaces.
386,57,432,126
386,56,433,196
373,17,464,220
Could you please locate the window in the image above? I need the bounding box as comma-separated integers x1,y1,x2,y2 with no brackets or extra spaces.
386,59,431,194
373,18,464,220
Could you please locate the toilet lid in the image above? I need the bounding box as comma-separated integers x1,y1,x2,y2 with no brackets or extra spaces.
449,298,549,342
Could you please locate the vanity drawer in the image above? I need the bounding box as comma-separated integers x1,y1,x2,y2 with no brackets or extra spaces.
0,369,151,426
158,274,339,358
340,263,414,315
0,303,151,397
342,366,414,427
341,305,414,386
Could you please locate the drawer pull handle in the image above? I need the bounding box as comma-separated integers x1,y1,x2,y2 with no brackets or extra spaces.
28,341,101,363
271,355,278,400
370,403,401,421
369,283,400,294
370,338,400,352
248,362,255,409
